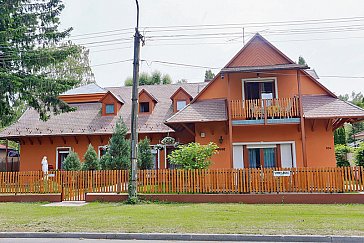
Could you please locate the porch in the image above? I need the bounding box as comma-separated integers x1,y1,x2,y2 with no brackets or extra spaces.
230,97,300,125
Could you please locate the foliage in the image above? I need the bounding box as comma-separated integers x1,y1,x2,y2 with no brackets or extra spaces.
354,143,364,166
334,127,346,145
100,152,111,170
168,142,219,169
82,144,100,170
124,70,172,86
298,56,307,66
0,0,81,127
62,151,81,171
176,79,188,84
42,44,95,86
103,118,130,170
161,136,175,145
138,138,153,170
334,144,351,167
205,70,215,80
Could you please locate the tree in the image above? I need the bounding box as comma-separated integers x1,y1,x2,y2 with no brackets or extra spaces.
138,138,153,170
354,142,364,166
103,118,130,170
168,142,219,169
82,144,100,170
62,151,81,171
176,79,188,84
42,45,95,86
334,127,346,145
0,1,81,127
335,144,351,167
298,56,307,66
124,70,172,86
205,70,215,80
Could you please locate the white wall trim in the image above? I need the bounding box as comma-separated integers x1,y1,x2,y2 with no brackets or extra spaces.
241,77,278,100
55,147,72,170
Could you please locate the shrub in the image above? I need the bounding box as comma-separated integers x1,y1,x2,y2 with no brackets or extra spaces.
138,138,153,170
168,142,219,169
62,151,81,171
335,144,351,167
82,144,100,170
355,143,364,166
103,118,130,170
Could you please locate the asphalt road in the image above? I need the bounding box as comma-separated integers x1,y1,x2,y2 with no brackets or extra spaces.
0,239,313,243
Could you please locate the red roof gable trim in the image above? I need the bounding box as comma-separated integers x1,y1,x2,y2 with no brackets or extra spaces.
139,89,158,103
224,33,296,68
100,91,125,104
170,87,193,100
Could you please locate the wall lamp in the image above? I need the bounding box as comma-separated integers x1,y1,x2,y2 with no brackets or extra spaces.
219,136,224,144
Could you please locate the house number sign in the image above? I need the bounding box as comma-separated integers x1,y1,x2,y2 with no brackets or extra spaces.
273,171,291,177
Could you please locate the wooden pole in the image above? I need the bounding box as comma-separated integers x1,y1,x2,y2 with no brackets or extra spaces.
297,70,307,167
227,73,234,168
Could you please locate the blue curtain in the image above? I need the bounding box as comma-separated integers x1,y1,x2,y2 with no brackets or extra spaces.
264,148,276,168
249,149,260,168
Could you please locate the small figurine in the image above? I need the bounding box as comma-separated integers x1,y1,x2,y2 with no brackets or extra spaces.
41,156,48,175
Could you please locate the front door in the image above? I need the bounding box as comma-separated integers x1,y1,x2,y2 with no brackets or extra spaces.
57,148,70,170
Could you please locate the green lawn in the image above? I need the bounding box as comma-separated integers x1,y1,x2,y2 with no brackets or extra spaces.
0,202,363,235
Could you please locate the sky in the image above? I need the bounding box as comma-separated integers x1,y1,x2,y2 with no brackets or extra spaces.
60,0,364,96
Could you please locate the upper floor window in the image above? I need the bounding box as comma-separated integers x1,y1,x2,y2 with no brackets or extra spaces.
243,78,277,100
105,104,115,114
140,102,150,113
176,100,187,111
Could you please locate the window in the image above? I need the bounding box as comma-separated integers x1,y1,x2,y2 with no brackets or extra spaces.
176,100,187,111
140,102,150,113
243,80,276,100
105,104,115,114
56,148,71,170
98,146,108,159
248,147,277,168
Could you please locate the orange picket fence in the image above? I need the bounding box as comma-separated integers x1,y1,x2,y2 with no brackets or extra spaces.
0,167,363,201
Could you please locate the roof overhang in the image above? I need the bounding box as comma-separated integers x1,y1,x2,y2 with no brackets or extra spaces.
221,64,309,73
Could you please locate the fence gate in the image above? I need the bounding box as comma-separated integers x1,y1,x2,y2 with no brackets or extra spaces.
61,171,86,201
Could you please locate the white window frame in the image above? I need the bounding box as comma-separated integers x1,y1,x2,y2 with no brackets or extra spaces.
232,141,296,168
241,77,278,100
55,147,72,170
98,145,108,159
176,100,187,111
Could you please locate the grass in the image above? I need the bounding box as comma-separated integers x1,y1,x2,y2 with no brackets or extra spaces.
0,202,363,235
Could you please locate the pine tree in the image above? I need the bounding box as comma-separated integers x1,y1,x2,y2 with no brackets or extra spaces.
82,144,100,170
138,138,153,170
0,0,81,127
62,151,81,171
104,118,130,170
204,70,215,80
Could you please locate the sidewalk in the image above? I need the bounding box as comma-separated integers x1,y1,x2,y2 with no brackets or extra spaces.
0,232,363,242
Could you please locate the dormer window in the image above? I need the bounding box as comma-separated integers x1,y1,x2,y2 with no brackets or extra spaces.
140,102,150,113
176,100,187,111
105,104,115,114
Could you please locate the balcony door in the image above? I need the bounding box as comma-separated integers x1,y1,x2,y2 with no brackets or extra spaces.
243,78,277,100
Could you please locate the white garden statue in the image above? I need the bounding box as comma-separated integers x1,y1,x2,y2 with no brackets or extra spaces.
41,156,48,175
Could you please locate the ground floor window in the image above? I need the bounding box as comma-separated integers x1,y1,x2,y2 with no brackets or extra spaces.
233,142,295,169
98,145,108,159
56,147,71,170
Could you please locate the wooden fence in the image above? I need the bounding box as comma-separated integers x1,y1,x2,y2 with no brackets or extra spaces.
0,167,363,201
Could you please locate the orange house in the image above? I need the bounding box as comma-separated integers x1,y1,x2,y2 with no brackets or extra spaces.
2,33,364,171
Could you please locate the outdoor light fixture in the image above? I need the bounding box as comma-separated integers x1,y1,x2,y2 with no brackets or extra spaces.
221,73,224,79
219,136,224,144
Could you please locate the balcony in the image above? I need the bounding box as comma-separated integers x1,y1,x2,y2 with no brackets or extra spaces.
230,97,300,125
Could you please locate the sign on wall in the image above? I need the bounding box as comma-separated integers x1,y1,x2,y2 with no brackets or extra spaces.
273,171,291,177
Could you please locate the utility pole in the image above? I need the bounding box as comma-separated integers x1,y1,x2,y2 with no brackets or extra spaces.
129,0,143,201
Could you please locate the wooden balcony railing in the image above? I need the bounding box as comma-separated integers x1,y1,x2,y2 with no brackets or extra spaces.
231,97,300,120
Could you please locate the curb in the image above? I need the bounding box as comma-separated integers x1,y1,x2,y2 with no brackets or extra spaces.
0,232,363,242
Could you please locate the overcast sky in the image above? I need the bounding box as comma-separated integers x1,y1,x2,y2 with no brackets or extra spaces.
60,0,364,96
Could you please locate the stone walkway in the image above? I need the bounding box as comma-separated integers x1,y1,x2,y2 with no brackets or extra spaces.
42,201,88,207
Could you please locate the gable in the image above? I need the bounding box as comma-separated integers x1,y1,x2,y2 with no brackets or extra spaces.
225,33,294,68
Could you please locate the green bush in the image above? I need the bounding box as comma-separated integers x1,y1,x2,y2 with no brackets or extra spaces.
62,151,81,171
335,144,351,167
355,143,364,166
82,144,100,170
138,138,153,170
168,142,218,169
